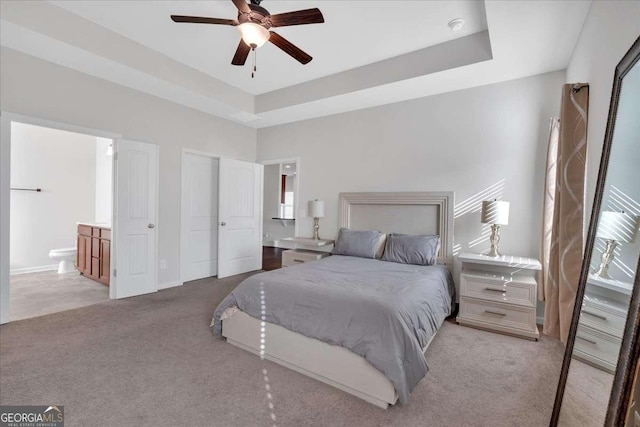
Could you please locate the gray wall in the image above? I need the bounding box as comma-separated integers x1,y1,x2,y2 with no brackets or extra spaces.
1,47,257,287
566,0,640,220
258,71,565,262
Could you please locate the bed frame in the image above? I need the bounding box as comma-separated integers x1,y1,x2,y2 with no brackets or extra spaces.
222,191,455,408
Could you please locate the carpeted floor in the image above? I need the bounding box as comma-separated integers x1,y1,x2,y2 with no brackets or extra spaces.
558,358,614,426
1,272,568,427
10,270,109,321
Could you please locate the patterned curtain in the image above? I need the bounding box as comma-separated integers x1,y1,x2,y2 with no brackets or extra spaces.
539,83,589,343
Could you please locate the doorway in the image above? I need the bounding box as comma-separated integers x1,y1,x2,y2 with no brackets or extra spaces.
260,158,300,270
0,113,160,324
8,121,114,321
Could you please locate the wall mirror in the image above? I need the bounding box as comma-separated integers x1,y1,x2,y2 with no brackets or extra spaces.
552,37,640,426
261,159,298,245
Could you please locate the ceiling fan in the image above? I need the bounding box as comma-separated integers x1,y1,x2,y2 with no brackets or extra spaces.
171,0,324,75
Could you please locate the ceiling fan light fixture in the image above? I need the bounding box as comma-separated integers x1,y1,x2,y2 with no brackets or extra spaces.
237,22,270,48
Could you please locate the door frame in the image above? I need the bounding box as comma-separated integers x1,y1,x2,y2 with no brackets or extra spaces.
258,157,301,238
0,111,122,323
179,148,225,285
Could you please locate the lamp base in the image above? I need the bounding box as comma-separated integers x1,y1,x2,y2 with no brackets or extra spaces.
312,217,320,240
594,239,618,279
486,224,502,258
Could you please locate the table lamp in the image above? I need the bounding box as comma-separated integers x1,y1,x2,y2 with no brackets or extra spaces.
594,211,639,279
308,199,325,240
481,200,510,257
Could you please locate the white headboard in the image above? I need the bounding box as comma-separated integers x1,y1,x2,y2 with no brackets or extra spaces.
338,191,455,265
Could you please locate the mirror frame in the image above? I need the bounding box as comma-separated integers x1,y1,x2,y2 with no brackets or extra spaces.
550,36,640,426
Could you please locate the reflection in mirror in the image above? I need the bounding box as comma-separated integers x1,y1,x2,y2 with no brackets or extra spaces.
558,47,640,426
261,161,298,260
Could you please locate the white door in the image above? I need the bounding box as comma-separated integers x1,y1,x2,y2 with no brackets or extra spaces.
114,139,158,298
182,153,219,282
218,158,263,278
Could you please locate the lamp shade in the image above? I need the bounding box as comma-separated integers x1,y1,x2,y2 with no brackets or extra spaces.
237,23,270,48
481,200,510,225
308,200,325,218
597,211,639,243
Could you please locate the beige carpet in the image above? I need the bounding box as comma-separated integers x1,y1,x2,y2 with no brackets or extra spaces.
1,273,567,427
558,358,614,426
10,270,109,321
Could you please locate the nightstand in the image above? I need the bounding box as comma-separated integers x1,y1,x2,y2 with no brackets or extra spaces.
573,274,631,373
282,249,330,267
456,253,541,340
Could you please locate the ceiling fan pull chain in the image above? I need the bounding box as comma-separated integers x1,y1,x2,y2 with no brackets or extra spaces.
251,48,257,78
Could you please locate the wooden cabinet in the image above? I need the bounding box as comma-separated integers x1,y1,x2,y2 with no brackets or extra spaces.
77,224,110,286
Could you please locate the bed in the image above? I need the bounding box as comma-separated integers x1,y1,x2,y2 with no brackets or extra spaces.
212,191,455,409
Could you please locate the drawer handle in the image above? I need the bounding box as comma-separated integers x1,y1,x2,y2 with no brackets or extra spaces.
293,259,304,263
484,287,507,293
484,310,507,316
583,310,607,321
577,335,597,345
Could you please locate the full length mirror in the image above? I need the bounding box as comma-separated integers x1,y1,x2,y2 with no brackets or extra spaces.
554,38,640,426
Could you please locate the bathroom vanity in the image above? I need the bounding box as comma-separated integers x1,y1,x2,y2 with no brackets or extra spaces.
77,223,111,286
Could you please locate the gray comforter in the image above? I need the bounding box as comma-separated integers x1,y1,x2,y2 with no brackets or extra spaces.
212,255,455,404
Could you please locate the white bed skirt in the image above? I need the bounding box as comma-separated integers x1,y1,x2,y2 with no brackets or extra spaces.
222,311,439,409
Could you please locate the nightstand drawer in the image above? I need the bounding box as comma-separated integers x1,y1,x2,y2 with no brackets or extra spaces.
461,272,536,307
282,249,330,267
458,297,537,333
574,324,621,373
579,298,627,338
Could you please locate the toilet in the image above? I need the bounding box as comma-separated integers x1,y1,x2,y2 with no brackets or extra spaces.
49,248,77,274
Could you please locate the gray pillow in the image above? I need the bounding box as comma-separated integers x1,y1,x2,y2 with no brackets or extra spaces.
332,229,384,259
381,234,440,266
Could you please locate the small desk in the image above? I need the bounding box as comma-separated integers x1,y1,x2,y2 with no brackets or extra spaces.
280,237,335,247
280,238,334,268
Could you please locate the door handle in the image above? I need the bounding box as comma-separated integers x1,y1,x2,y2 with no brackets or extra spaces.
148,224,155,229
220,222,227,226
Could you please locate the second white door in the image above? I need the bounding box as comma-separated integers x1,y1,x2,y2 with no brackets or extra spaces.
218,158,263,279
182,153,219,282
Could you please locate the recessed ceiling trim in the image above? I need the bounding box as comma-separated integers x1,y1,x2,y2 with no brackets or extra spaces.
256,31,493,113
0,20,243,119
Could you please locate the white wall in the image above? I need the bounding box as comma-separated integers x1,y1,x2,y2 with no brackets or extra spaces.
565,1,640,217
1,47,257,287
10,122,96,272
94,137,112,224
258,70,565,320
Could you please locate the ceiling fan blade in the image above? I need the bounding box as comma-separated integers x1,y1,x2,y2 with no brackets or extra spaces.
232,40,251,66
268,31,312,64
171,15,237,26
269,8,324,27
231,0,251,14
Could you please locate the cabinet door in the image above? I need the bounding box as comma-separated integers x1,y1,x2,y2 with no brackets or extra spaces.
84,236,92,276
77,235,91,275
99,240,110,285
77,235,85,273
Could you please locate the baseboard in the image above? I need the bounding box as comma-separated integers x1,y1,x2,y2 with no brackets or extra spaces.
10,264,58,275
158,281,182,290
